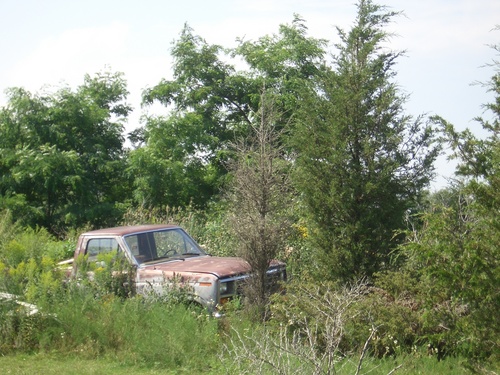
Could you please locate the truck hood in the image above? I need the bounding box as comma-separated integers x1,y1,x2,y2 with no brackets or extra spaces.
139,256,251,278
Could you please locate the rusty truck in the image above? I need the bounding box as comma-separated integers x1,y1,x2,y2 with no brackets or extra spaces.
66,224,286,313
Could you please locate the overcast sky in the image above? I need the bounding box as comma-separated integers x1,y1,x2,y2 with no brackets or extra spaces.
1,0,498,189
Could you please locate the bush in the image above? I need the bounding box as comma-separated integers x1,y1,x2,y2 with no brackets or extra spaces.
395,189,499,362
0,216,68,302
223,278,377,373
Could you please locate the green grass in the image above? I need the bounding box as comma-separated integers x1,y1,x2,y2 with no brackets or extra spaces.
0,354,181,374
1,352,497,375
334,355,478,375
0,291,223,373
1,278,498,375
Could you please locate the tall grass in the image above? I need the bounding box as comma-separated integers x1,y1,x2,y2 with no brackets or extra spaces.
1,285,221,371
46,290,220,369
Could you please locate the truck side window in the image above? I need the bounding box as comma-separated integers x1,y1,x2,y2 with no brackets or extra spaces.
86,238,119,262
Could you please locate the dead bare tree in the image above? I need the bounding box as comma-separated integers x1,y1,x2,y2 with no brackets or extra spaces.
227,89,292,314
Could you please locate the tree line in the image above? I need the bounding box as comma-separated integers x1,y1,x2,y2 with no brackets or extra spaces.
0,0,498,363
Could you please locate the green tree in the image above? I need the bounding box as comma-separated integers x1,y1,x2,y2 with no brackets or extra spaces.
367,34,500,363
291,0,439,281
134,24,254,210
415,36,500,360
132,20,326,209
0,70,131,233
235,14,327,131
401,186,499,360
127,113,220,209
435,31,500,196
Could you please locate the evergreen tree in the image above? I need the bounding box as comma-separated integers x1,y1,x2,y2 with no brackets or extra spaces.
291,0,439,281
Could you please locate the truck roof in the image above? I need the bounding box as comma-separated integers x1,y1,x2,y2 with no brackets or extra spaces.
80,224,180,237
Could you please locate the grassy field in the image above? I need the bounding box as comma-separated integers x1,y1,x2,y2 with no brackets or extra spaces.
0,354,193,375
1,353,496,375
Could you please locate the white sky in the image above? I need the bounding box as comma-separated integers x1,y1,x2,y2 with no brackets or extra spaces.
1,0,499,189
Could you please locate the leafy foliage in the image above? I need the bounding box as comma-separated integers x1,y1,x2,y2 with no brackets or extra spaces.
368,186,499,363
365,39,500,364
133,25,251,209
132,19,327,210
0,71,131,233
0,213,68,300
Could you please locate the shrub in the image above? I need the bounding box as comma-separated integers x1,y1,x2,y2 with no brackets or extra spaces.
0,221,67,302
395,189,500,362
223,278,379,374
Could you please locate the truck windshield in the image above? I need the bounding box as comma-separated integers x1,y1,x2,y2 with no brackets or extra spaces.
124,228,206,264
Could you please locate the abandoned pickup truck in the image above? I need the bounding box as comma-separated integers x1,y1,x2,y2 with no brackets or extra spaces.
68,224,286,312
